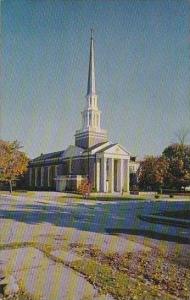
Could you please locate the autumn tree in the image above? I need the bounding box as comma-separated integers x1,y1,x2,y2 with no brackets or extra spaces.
162,144,190,190
137,156,168,191
0,140,29,193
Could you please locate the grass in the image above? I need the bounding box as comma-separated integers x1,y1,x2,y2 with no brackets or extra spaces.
58,194,155,202
1,190,190,202
0,190,36,197
70,259,174,300
69,243,190,300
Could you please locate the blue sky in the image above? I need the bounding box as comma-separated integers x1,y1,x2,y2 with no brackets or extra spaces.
1,0,190,158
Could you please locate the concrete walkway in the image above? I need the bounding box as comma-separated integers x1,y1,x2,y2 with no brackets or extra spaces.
0,247,109,300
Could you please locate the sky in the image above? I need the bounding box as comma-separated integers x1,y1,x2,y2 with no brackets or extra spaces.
1,0,190,158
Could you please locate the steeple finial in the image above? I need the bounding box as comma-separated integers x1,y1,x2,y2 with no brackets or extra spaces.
87,29,96,95
91,28,94,39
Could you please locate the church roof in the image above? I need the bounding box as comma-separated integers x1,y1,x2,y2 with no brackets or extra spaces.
30,150,65,165
32,150,64,161
87,30,96,95
83,141,108,153
30,145,85,165
96,143,117,153
62,145,84,158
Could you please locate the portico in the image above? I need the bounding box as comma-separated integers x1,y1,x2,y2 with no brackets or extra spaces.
93,144,130,193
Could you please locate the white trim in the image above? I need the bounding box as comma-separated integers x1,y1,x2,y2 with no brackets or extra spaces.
75,128,107,137
96,153,130,160
91,141,110,154
75,132,108,140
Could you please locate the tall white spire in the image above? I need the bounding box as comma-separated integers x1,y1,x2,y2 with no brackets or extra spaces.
75,30,108,149
82,30,100,130
87,29,96,95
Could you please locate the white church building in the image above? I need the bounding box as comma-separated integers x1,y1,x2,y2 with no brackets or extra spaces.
29,32,138,193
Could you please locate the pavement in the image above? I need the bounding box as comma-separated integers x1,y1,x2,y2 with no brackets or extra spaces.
0,193,190,299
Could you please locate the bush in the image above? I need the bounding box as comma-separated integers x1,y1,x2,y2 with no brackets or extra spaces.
155,194,160,199
169,194,174,198
158,188,162,194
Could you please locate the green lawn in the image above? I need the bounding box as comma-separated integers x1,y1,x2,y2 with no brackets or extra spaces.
0,190,190,202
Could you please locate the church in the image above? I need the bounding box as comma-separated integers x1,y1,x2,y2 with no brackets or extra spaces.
29,32,138,193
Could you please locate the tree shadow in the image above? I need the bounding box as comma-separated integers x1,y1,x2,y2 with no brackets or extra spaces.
0,200,189,244
138,215,190,228
105,228,190,244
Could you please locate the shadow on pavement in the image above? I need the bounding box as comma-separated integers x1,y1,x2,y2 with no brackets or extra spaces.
106,228,190,244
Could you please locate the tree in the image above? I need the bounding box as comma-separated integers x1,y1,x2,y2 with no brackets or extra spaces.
162,143,190,190
137,156,168,191
0,140,29,193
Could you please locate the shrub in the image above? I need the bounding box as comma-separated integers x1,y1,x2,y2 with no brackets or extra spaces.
169,194,174,198
155,194,160,199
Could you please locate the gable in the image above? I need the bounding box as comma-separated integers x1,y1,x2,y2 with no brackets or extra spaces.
98,144,130,157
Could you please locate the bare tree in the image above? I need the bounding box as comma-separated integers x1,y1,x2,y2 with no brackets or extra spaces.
175,128,190,146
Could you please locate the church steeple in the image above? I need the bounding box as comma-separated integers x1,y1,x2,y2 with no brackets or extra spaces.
87,29,96,95
75,31,108,149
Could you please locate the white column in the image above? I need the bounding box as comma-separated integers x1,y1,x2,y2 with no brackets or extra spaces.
29,168,32,187
118,159,124,193
87,112,89,127
41,167,44,187
89,112,91,127
108,158,114,193
34,168,38,187
100,157,107,192
126,159,130,193
96,159,100,192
